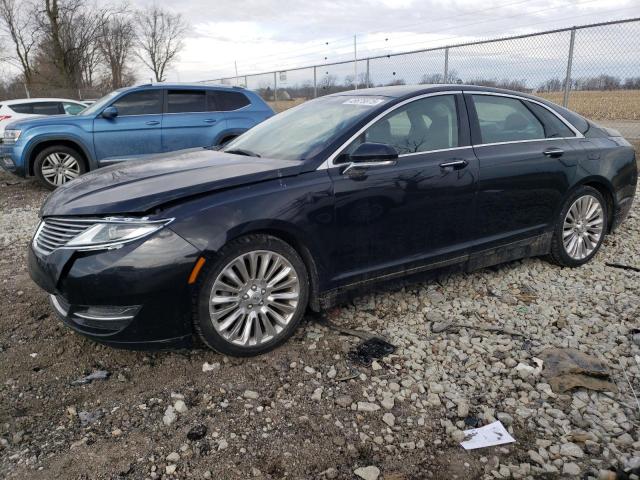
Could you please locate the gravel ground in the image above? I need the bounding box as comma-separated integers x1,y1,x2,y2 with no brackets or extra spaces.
0,169,639,480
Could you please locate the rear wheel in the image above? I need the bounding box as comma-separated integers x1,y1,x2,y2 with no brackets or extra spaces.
549,186,607,267
193,234,309,356
33,145,86,190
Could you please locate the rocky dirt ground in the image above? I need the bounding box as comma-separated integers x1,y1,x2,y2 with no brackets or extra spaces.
0,169,639,480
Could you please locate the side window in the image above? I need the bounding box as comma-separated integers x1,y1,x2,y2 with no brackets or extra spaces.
167,90,206,113
9,103,34,114
343,95,459,158
112,90,162,116
525,101,575,138
31,102,64,115
472,95,544,144
63,102,86,115
209,91,250,111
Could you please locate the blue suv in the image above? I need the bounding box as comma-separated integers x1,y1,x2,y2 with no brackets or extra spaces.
0,83,274,189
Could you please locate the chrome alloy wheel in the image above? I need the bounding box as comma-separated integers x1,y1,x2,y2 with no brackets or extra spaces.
209,250,301,347
562,194,604,260
41,152,80,186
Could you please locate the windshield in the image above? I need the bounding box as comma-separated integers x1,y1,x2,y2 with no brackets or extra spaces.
223,95,389,160
79,91,120,116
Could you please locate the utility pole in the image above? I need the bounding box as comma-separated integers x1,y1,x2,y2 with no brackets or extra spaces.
354,34,358,90
235,61,239,86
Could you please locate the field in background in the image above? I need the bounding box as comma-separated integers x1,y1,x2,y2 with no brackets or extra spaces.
538,89,640,120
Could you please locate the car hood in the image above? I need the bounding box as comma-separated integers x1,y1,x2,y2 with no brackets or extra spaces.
6,114,87,130
41,149,304,216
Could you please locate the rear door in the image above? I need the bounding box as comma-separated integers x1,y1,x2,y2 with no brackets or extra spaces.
161,89,225,151
467,92,581,247
93,89,163,162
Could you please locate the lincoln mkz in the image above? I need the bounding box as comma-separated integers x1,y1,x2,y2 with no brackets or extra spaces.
28,85,637,356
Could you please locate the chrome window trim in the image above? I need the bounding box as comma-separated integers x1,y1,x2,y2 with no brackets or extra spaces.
317,91,463,170
473,137,576,148
469,90,584,138
317,89,584,170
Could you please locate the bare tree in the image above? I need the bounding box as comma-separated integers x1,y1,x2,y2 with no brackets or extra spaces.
40,0,108,90
98,8,135,89
0,0,40,87
135,6,187,82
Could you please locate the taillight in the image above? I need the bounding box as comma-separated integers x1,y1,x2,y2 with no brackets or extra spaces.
0,115,11,121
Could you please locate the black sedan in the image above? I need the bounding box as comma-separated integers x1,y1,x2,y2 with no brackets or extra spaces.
28,85,637,356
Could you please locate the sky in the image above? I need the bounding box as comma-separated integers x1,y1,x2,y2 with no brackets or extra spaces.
130,0,640,83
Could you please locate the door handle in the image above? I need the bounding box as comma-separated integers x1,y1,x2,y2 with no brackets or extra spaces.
543,147,564,158
145,120,160,126
204,119,217,124
439,159,468,170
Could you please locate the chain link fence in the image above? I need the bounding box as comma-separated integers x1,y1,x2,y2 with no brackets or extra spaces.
0,81,106,102
202,17,640,141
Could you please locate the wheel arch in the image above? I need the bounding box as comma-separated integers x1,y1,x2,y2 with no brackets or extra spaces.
27,139,92,176
214,128,246,146
573,176,616,233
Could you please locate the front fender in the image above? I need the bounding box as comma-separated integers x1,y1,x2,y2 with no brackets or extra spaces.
21,128,96,173
163,170,335,290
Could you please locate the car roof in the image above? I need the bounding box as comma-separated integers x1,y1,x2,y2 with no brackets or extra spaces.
0,98,86,104
328,84,541,99
118,82,246,93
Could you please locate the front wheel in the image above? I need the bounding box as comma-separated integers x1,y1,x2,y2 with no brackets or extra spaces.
549,186,607,267
33,145,86,190
193,234,309,356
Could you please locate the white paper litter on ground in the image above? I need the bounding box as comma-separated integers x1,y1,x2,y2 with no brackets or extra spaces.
460,421,516,450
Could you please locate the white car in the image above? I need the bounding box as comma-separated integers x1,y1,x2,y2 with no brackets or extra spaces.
0,98,88,141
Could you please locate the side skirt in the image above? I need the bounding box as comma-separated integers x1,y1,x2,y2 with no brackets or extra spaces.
317,232,552,309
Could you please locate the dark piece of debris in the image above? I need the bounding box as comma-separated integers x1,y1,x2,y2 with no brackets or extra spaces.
605,262,640,273
187,424,208,441
347,337,396,366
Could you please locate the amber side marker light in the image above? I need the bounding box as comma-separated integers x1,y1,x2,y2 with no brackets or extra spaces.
188,257,206,284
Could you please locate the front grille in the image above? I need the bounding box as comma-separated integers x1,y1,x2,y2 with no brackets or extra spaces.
34,218,95,254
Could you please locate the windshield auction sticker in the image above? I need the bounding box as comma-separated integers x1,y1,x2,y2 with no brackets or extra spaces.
343,98,384,106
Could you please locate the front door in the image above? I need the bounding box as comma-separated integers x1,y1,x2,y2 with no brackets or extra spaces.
93,89,163,163
327,93,478,286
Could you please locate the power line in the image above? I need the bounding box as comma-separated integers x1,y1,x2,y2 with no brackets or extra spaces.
198,0,542,75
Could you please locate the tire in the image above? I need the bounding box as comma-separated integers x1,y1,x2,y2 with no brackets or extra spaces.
219,135,237,147
548,186,608,267
193,234,309,356
33,145,86,190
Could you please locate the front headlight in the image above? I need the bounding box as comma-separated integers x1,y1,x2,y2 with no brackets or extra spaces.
4,129,22,143
65,217,173,250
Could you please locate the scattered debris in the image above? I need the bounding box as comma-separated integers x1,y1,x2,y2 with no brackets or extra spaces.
71,370,110,386
539,348,617,393
187,424,207,441
605,262,640,272
430,314,526,337
348,337,396,366
460,421,516,450
631,328,640,347
202,362,220,372
78,410,102,426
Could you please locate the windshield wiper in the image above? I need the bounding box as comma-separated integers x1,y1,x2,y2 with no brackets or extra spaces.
224,148,261,158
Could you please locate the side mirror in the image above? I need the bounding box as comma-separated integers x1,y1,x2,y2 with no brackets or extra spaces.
343,142,398,177
350,142,398,163
101,106,118,119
